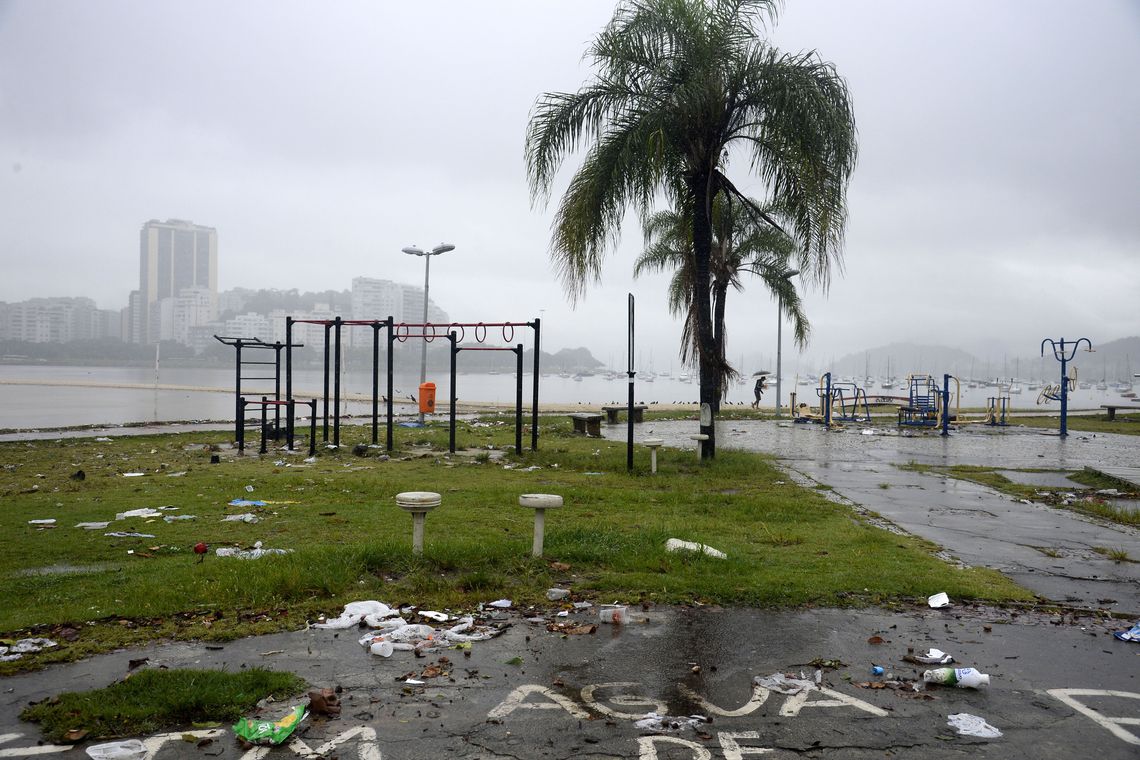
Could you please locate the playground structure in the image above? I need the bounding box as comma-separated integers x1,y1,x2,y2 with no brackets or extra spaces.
789,373,872,427
1038,336,1094,437
283,316,542,455
214,335,315,452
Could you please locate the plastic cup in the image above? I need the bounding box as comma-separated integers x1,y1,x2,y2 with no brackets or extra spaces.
599,605,628,624
370,640,394,657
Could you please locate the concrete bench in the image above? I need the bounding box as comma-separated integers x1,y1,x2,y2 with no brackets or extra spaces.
569,412,603,437
1101,404,1137,421
601,404,648,423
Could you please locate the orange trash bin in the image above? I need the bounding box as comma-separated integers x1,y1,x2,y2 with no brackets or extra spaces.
418,382,436,414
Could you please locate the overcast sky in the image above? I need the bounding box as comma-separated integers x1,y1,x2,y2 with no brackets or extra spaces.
1,0,1137,371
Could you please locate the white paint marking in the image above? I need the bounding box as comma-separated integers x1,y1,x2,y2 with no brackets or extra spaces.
581,681,667,720
718,731,775,759
291,726,382,759
0,732,71,756
1046,689,1140,746
488,684,591,720
677,683,769,717
778,687,888,718
637,735,713,759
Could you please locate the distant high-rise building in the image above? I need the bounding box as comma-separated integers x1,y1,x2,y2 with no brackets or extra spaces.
135,219,217,343
0,297,117,343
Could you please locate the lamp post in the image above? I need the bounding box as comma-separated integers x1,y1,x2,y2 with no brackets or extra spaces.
774,269,799,418
402,243,455,424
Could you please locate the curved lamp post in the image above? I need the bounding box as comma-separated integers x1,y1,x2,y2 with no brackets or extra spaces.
774,269,799,418
402,243,455,423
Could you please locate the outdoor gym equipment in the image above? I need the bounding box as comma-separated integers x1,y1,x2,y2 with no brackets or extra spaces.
897,374,959,435
214,335,311,450
791,373,872,427
284,316,542,454
1039,337,1094,437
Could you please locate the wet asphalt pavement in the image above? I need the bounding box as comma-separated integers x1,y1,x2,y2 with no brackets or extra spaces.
3,419,1140,758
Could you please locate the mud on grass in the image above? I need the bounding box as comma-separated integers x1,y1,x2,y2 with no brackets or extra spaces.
0,419,1031,672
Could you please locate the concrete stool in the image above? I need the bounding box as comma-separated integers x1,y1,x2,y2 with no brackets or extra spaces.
690,434,709,459
644,438,664,474
519,493,562,557
395,491,441,554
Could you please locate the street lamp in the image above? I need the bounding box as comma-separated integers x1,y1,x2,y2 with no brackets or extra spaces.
402,243,455,423
774,269,799,418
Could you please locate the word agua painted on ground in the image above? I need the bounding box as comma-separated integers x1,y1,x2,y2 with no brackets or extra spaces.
488,682,1140,754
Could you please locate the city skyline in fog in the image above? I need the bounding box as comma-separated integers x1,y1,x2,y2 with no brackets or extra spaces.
2,1,1138,370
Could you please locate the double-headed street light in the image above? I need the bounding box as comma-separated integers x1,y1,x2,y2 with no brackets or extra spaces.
402,243,455,423
774,269,799,418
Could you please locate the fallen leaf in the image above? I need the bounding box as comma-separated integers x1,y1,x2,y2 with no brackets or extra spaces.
63,729,88,743
867,635,885,645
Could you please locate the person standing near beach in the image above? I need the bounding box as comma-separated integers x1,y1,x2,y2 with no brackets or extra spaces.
752,375,767,408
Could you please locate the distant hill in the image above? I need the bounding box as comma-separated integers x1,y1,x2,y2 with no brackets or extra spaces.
830,342,986,380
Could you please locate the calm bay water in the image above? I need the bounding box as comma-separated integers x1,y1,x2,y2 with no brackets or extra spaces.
0,364,1133,430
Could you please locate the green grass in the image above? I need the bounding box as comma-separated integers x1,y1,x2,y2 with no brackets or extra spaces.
899,463,1140,527
1009,412,1140,436
0,418,1032,673
20,667,306,742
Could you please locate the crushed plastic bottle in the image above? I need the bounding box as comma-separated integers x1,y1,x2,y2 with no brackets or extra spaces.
922,667,990,688
85,740,147,760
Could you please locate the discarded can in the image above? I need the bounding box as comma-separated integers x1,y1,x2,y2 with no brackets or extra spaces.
922,667,990,688
871,665,884,676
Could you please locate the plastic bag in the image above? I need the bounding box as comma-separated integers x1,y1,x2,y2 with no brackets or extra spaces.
233,704,307,745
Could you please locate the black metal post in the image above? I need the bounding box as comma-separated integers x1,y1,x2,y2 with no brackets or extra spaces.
237,397,248,452
233,339,243,443
941,373,951,437
260,397,268,454
386,317,394,452
286,317,294,410
322,322,331,441
448,333,458,453
308,400,317,456
371,322,380,445
531,317,540,451
273,344,282,436
287,398,295,450
333,316,342,448
515,344,524,454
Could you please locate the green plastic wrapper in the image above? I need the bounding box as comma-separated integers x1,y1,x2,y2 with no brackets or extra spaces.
233,704,307,745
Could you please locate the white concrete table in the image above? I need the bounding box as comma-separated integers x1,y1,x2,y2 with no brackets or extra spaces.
690,434,709,459
519,493,563,557
644,438,664,474
395,491,441,554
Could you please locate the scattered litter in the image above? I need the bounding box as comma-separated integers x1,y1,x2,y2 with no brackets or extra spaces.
871,665,884,676
232,704,307,746
163,515,196,523
546,588,570,601
121,472,146,478
599,604,628,624
488,599,512,609
1113,621,1140,643
85,739,147,759
228,499,267,508
861,429,875,435
165,471,188,477
245,485,255,492
419,610,450,622
573,601,593,609
0,637,58,660
215,542,290,559
28,519,56,525
105,532,156,538
307,688,341,716
221,513,260,523
665,538,727,559
76,522,110,531
754,673,816,695
912,648,955,665
116,508,164,520
94,437,112,442
403,678,424,685
947,713,1003,739
923,667,990,688
556,610,569,617
927,592,951,608
313,601,397,629
634,712,710,732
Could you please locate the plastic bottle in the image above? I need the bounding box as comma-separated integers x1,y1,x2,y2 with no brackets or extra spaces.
922,667,990,688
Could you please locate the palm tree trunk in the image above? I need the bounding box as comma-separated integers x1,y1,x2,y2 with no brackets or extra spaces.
690,172,718,458
712,279,729,416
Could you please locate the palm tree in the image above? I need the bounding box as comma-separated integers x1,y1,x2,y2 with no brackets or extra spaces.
635,195,809,410
525,0,856,457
